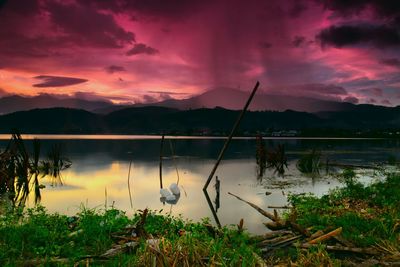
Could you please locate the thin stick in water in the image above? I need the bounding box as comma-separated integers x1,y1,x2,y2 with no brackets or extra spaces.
159,134,165,189
127,160,133,209
203,81,260,190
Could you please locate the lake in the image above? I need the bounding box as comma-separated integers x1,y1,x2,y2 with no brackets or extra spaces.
1,135,399,234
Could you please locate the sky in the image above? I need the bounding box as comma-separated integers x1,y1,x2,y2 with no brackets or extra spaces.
0,0,399,106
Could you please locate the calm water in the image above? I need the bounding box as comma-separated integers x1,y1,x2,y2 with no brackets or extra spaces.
1,135,399,234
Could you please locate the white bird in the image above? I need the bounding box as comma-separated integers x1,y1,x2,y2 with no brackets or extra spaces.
169,183,180,195
160,188,176,201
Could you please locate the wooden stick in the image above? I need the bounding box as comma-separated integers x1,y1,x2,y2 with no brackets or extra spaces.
127,160,133,209
228,191,276,221
301,243,380,255
267,205,291,209
159,134,165,189
203,81,260,190
253,230,293,241
307,227,342,244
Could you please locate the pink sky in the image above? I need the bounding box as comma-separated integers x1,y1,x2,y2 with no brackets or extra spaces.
0,0,399,106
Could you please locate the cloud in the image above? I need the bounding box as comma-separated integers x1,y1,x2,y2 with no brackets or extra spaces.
317,24,400,48
359,88,383,97
0,0,40,16
142,94,158,103
288,1,308,18
45,1,135,48
380,58,400,68
0,88,9,97
33,75,88,87
147,90,188,96
292,36,306,47
259,42,272,49
126,43,159,56
343,96,359,104
381,99,392,105
105,65,126,74
320,0,400,19
367,98,377,104
268,83,349,101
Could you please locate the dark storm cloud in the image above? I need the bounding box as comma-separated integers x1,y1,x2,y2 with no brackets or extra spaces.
343,96,359,104
126,43,159,56
78,0,210,20
45,1,135,48
259,42,272,49
292,36,306,47
105,65,126,74
288,1,308,18
317,24,400,48
33,75,88,87
381,99,392,105
380,58,400,68
320,0,400,19
367,98,377,104
0,0,40,16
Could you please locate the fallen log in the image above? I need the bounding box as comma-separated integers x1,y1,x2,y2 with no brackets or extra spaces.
307,227,342,244
228,192,276,222
253,230,293,241
258,234,295,247
267,205,291,209
101,241,138,258
261,235,302,252
301,243,380,255
228,192,310,236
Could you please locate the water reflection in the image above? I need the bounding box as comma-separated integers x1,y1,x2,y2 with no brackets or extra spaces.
0,137,398,234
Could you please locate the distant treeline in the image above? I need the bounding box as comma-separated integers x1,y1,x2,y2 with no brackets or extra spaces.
0,106,399,137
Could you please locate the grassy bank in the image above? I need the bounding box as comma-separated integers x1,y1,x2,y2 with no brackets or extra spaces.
0,206,260,266
0,172,399,266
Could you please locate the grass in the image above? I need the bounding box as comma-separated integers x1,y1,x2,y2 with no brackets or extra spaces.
0,206,259,266
287,172,400,248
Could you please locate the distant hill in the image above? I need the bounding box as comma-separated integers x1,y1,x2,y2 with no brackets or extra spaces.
0,108,106,133
0,105,399,136
94,87,357,114
0,94,113,114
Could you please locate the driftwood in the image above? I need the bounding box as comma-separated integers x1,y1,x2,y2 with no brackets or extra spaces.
258,234,295,246
101,242,139,258
307,227,342,244
267,205,291,209
301,243,380,255
253,230,293,241
228,192,277,222
228,192,310,236
261,235,302,252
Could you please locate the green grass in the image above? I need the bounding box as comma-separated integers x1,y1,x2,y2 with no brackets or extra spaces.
287,172,400,248
0,206,259,266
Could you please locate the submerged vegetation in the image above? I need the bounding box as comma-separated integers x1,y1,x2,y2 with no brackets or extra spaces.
296,149,322,175
0,133,70,207
256,136,288,177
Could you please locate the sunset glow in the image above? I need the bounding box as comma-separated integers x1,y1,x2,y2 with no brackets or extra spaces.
0,0,399,105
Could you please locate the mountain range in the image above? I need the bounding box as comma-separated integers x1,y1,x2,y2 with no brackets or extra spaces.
0,88,359,115
0,105,398,136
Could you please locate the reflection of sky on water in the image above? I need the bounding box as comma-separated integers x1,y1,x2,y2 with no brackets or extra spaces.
1,137,398,234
